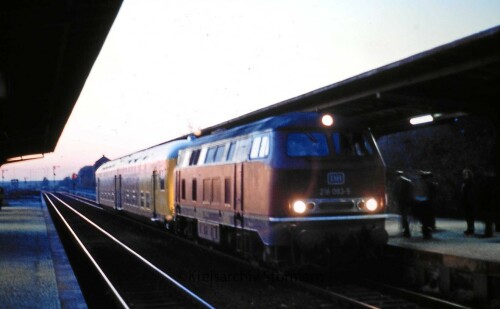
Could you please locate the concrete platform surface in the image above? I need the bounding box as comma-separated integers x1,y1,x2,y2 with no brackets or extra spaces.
386,215,500,264
0,197,86,309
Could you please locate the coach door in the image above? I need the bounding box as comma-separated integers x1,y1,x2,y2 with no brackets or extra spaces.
151,170,158,220
115,175,122,210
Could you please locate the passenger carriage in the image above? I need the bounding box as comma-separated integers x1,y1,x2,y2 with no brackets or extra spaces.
96,141,190,225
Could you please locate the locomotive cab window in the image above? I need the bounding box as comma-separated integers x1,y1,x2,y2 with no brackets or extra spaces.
287,132,328,157
332,132,374,156
250,135,270,159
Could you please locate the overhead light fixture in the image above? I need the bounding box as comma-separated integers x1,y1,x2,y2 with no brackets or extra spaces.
6,153,45,163
410,114,434,125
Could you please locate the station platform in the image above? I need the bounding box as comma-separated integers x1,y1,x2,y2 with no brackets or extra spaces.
0,197,86,308
386,215,500,262
385,215,500,306
1,196,499,307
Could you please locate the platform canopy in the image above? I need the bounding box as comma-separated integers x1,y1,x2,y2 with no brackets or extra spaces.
0,1,123,165
1,4,499,165
198,25,500,138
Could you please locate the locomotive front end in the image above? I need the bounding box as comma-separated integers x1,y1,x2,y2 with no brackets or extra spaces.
263,113,389,266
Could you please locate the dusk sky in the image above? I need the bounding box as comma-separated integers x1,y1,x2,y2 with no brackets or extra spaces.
3,0,500,181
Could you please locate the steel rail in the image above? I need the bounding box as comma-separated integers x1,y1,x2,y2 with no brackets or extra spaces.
364,279,473,309
44,193,129,309
46,192,215,309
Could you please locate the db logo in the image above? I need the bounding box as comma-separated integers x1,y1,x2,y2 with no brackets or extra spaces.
327,172,345,185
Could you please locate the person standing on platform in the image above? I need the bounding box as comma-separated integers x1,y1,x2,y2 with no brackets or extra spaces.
413,170,437,239
477,171,496,237
394,170,413,237
460,168,476,235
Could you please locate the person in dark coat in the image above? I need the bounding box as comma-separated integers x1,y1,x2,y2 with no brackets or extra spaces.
460,168,476,235
413,170,437,239
477,172,496,237
393,170,413,237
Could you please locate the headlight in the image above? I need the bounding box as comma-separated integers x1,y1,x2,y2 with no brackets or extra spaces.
366,198,378,212
321,114,334,127
292,200,307,214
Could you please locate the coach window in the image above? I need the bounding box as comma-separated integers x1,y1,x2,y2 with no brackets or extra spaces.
141,191,145,207
160,170,165,190
146,192,151,208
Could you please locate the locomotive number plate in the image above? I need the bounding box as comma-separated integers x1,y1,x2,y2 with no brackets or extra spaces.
327,172,345,185
198,221,220,244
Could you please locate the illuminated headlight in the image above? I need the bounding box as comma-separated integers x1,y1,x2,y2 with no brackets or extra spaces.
366,198,378,212
321,114,334,127
292,200,307,214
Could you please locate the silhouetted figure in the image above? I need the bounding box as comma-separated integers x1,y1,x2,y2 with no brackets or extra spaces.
413,170,436,239
460,168,476,235
394,171,413,237
477,172,496,237
0,186,4,211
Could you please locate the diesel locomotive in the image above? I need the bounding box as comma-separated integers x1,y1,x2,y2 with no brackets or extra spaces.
96,112,388,267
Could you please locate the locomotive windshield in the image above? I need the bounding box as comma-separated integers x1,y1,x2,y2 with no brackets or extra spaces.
287,132,329,157
287,131,374,157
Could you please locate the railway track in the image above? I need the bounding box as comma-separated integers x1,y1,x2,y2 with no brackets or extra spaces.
47,192,473,308
44,192,214,308
289,274,473,309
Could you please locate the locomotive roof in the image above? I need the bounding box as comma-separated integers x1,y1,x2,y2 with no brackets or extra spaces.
97,112,364,171
184,112,357,147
